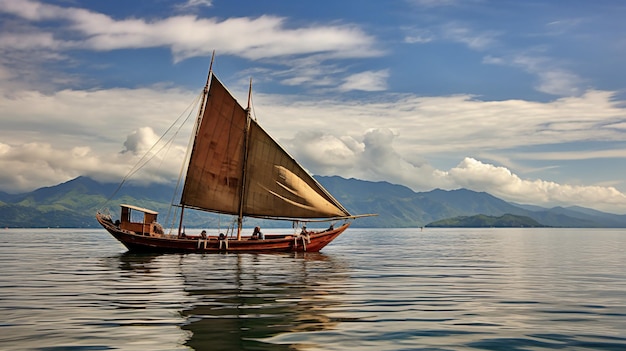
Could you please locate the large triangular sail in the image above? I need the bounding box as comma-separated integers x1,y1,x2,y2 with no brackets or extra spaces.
180,74,351,220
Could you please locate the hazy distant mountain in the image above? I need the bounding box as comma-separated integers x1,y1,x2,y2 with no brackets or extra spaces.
1,176,625,228
316,176,621,227
427,214,547,228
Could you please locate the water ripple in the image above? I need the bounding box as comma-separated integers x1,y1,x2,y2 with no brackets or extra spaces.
1,228,625,350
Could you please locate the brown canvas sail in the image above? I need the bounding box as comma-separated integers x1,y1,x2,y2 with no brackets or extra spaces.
181,74,351,220
181,74,246,215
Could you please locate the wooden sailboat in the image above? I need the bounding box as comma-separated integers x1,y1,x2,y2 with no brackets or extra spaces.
96,60,365,253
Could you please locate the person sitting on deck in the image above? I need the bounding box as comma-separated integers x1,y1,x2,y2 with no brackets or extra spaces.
252,226,264,240
200,230,207,239
301,225,308,235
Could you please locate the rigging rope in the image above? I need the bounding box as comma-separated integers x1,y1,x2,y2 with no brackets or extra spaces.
165,92,204,233
98,92,203,214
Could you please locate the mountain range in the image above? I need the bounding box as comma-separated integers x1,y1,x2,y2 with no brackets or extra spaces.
426,214,547,228
1,176,626,228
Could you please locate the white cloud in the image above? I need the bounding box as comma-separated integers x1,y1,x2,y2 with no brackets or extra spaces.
175,0,213,11
338,70,389,92
0,142,119,192
404,19,584,98
270,56,348,88
0,126,189,193
288,127,626,212
3,80,625,189
404,23,499,51
2,82,626,213
285,131,361,175
440,23,499,50
0,0,55,20
122,127,161,155
482,55,503,65
534,69,583,96
259,89,626,161
0,32,61,50
0,85,199,150
254,88,626,212
486,54,584,96
545,19,585,36
404,29,434,44
515,149,626,161
444,158,626,211
0,0,379,62
0,0,382,93
357,128,446,189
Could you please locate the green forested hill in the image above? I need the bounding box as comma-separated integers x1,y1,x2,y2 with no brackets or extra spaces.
0,177,173,228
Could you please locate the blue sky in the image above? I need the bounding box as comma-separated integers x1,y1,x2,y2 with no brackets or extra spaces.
1,0,626,213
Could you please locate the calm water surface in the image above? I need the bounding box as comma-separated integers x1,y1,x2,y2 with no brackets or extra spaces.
1,228,625,350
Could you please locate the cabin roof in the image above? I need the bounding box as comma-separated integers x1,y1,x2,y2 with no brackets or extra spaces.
120,204,158,215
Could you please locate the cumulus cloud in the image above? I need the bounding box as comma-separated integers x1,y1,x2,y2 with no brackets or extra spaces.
0,83,199,192
0,142,121,192
284,127,626,212
284,127,445,190
358,128,447,189
122,127,160,155
444,158,626,210
0,84,198,152
0,127,189,193
288,131,360,169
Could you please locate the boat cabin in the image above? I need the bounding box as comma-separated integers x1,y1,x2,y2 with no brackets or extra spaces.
119,204,163,236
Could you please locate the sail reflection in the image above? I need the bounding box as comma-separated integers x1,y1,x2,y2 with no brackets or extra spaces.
178,252,349,351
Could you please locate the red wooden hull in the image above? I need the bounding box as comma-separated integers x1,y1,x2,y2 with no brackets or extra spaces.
96,213,349,253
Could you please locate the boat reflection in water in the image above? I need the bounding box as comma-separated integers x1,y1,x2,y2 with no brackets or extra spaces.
101,252,348,350
179,252,349,350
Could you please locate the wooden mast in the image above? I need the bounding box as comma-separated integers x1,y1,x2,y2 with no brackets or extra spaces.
236,78,253,240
